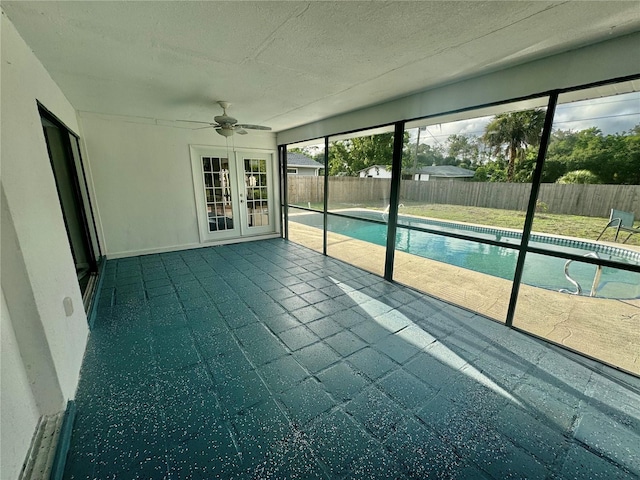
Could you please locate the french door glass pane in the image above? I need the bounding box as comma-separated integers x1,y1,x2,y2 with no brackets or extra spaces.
203,156,233,232
244,158,269,228
204,173,213,188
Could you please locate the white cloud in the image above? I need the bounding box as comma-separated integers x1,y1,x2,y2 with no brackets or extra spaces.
554,91,640,134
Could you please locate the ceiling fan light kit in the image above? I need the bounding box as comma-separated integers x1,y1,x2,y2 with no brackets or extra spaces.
217,127,235,137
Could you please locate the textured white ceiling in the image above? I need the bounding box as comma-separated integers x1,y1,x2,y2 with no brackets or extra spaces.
3,1,640,131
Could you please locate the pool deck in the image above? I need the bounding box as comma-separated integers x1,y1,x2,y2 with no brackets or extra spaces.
289,222,640,375
65,239,640,479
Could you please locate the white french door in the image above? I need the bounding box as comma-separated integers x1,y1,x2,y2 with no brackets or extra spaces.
236,153,274,236
190,146,277,243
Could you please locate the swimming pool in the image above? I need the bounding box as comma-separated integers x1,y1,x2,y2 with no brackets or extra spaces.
290,209,640,299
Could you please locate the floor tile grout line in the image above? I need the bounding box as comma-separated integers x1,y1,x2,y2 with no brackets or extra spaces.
177,247,336,476
239,244,440,476
117,257,176,477
187,243,415,476
168,254,249,469
138,253,234,476
255,243,569,476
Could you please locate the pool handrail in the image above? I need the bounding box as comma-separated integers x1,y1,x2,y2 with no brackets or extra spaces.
559,252,602,297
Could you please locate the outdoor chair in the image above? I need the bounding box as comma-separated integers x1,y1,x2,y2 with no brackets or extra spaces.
596,209,640,243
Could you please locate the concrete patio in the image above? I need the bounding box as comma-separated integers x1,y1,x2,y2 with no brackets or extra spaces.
64,239,639,479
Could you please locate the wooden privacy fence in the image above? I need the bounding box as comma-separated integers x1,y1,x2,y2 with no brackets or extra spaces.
287,176,640,218
288,177,393,205
537,184,640,217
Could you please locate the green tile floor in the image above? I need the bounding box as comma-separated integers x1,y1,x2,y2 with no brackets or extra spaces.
65,239,640,479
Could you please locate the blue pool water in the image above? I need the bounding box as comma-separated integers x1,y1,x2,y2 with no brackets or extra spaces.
291,210,640,299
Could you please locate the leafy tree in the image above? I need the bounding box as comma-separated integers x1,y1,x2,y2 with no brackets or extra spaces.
512,147,539,183
619,127,640,184
597,129,640,184
483,109,546,182
328,141,352,175
543,126,640,184
484,157,509,182
473,166,490,182
447,134,480,166
329,132,410,176
556,170,602,184
350,133,395,171
423,144,447,166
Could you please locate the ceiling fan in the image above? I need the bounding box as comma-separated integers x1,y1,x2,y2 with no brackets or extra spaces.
178,101,272,137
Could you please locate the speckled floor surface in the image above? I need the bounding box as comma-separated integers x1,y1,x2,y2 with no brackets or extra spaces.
65,239,640,479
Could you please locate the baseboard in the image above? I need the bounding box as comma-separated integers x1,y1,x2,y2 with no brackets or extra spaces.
107,241,203,259
49,401,76,480
106,233,283,259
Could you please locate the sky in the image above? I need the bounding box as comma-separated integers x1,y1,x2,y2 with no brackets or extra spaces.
553,91,640,134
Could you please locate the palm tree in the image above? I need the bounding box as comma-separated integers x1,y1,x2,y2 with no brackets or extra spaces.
483,109,546,182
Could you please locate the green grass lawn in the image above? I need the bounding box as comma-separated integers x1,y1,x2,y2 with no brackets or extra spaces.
290,201,640,246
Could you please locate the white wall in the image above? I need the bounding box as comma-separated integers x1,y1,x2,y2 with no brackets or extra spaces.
277,32,640,145
0,290,40,480
359,166,391,178
289,166,319,176
1,11,89,475
79,112,277,257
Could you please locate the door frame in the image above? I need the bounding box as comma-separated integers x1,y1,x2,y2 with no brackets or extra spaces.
190,145,281,244
235,151,276,237
39,104,102,310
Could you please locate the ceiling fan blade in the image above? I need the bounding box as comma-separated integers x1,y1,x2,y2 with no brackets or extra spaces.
176,119,216,125
236,129,248,135
236,124,272,131
194,125,215,130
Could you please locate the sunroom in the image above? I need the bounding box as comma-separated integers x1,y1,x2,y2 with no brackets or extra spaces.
1,2,639,479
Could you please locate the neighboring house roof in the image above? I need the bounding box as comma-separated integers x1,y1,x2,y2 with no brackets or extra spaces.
412,165,475,177
287,152,323,168
357,164,390,173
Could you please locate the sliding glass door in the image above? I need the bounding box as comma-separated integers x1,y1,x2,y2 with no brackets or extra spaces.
40,109,99,303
